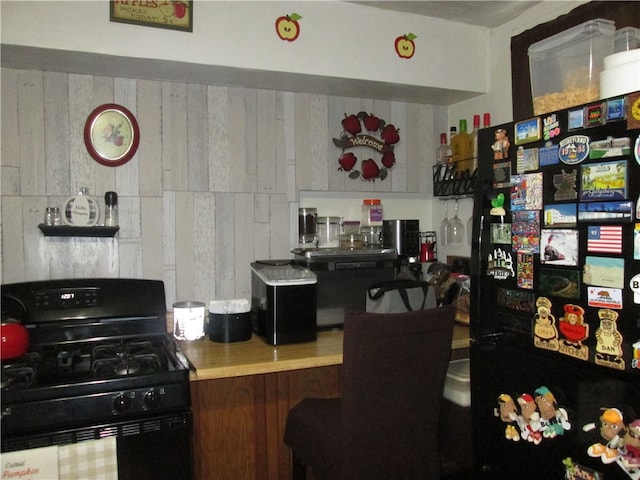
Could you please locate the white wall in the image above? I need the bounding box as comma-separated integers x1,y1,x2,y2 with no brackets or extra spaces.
1,1,489,101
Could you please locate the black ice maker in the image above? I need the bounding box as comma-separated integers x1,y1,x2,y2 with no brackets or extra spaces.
250,261,317,345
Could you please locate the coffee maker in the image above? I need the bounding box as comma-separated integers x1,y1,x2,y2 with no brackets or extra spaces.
382,219,422,279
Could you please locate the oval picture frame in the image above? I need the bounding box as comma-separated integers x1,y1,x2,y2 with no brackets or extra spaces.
84,103,140,167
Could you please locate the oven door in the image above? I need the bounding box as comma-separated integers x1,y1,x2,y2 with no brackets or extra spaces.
2,412,193,480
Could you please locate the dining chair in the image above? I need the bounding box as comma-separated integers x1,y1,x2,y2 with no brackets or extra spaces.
284,305,456,480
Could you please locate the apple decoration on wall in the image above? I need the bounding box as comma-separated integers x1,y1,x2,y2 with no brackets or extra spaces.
395,32,417,59
275,13,302,41
334,112,400,181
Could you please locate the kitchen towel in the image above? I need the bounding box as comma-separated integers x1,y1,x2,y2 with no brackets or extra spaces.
58,437,117,480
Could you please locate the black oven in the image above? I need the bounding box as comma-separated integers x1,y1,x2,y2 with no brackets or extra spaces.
1,278,193,480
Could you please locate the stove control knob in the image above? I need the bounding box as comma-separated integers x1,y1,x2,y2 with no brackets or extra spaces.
144,390,161,408
114,394,131,412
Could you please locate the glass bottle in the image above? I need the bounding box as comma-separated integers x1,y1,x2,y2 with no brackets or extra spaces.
451,119,473,174
470,114,480,172
64,187,100,226
104,191,118,227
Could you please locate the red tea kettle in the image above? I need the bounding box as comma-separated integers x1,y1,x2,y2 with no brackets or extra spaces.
1,319,29,360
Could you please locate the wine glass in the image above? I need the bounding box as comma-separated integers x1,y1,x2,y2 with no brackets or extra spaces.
467,215,473,245
446,199,465,245
439,201,450,246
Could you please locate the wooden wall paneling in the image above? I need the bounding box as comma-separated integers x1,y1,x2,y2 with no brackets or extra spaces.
282,92,297,202
22,195,48,280
273,92,288,198
88,75,116,199
1,196,24,283
137,80,163,197
67,74,95,196
269,194,290,260
308,94,329,192
293,92,312,191
234,192,254,300
43,72,70,197
214,192,236,301
194,192,216,304
1,69,19,170
254,193,271,262
118,196,142,279
114,77,139,197
228,86,249,193
175,191,195,301
342,97,366,193
187,83,209,193
1,69,20,198
257,89,278,194
162,81,188,192
244,88,259,194
17,70,45,196
404,102,424,194
140,196,164,285
208,85,230,193
163,191,178,307
386,101,406,193
327,95,347,192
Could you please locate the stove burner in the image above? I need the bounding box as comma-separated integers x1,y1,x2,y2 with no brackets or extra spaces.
1,352,40,391
92,341,162,378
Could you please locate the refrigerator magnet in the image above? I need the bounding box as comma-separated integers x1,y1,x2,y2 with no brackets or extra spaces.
585,103,606,128
605,97,626,122
515,118,541,145
580,160,627,202
583,256,624,289
539,142,560,167
552,169,578,201
626,91,640,130
558,304,589,361
589,137,631,160
594,309,625,370
567,108,585,131
539,268,580,299
533,297,559,352
587,286,622,309
559,135,590,165
541,229,579,266
542,113,561,140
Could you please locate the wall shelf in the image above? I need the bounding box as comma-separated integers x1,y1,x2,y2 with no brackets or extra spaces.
38,224,119,237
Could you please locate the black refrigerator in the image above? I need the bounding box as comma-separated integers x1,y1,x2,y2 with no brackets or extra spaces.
470,91,640,480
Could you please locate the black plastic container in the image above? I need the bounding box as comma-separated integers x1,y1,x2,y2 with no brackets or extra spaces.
208,312,252,343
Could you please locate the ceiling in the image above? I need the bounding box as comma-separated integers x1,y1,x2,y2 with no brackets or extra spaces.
351,1,542,28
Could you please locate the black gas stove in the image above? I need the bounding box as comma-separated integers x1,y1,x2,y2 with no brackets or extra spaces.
1,278,193,479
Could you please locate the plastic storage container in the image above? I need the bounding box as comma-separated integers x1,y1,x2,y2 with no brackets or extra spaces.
362,199,383,227
317,216,341,248
528,19,615,115
443,358,470,407
208,299,252,343
614,26,640,53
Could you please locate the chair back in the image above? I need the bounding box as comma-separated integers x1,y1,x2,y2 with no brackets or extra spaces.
341,305,455,479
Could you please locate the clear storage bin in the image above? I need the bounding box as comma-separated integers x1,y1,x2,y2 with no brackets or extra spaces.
528,19,615,115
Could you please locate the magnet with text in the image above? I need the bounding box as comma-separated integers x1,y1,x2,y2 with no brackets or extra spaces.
629,273,640,304
580,160,627,203
558,304,589,361
516,146,539,173
587,286,622,309
594,309,625,370
534,297,559,352
584,256,624,289
543,113,561,140
559,135,590,165
487,248,514,280
585,103,606,128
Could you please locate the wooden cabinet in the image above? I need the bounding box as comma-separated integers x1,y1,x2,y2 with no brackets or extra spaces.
191,365,343,480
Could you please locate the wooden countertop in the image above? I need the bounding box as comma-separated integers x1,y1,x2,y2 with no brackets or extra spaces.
178,323,470,382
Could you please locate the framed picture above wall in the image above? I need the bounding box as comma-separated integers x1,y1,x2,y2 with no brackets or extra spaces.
110,1,193,32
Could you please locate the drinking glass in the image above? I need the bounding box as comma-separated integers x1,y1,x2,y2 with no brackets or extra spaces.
467,215,473,245
439,201,450,246
446,199,465,245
